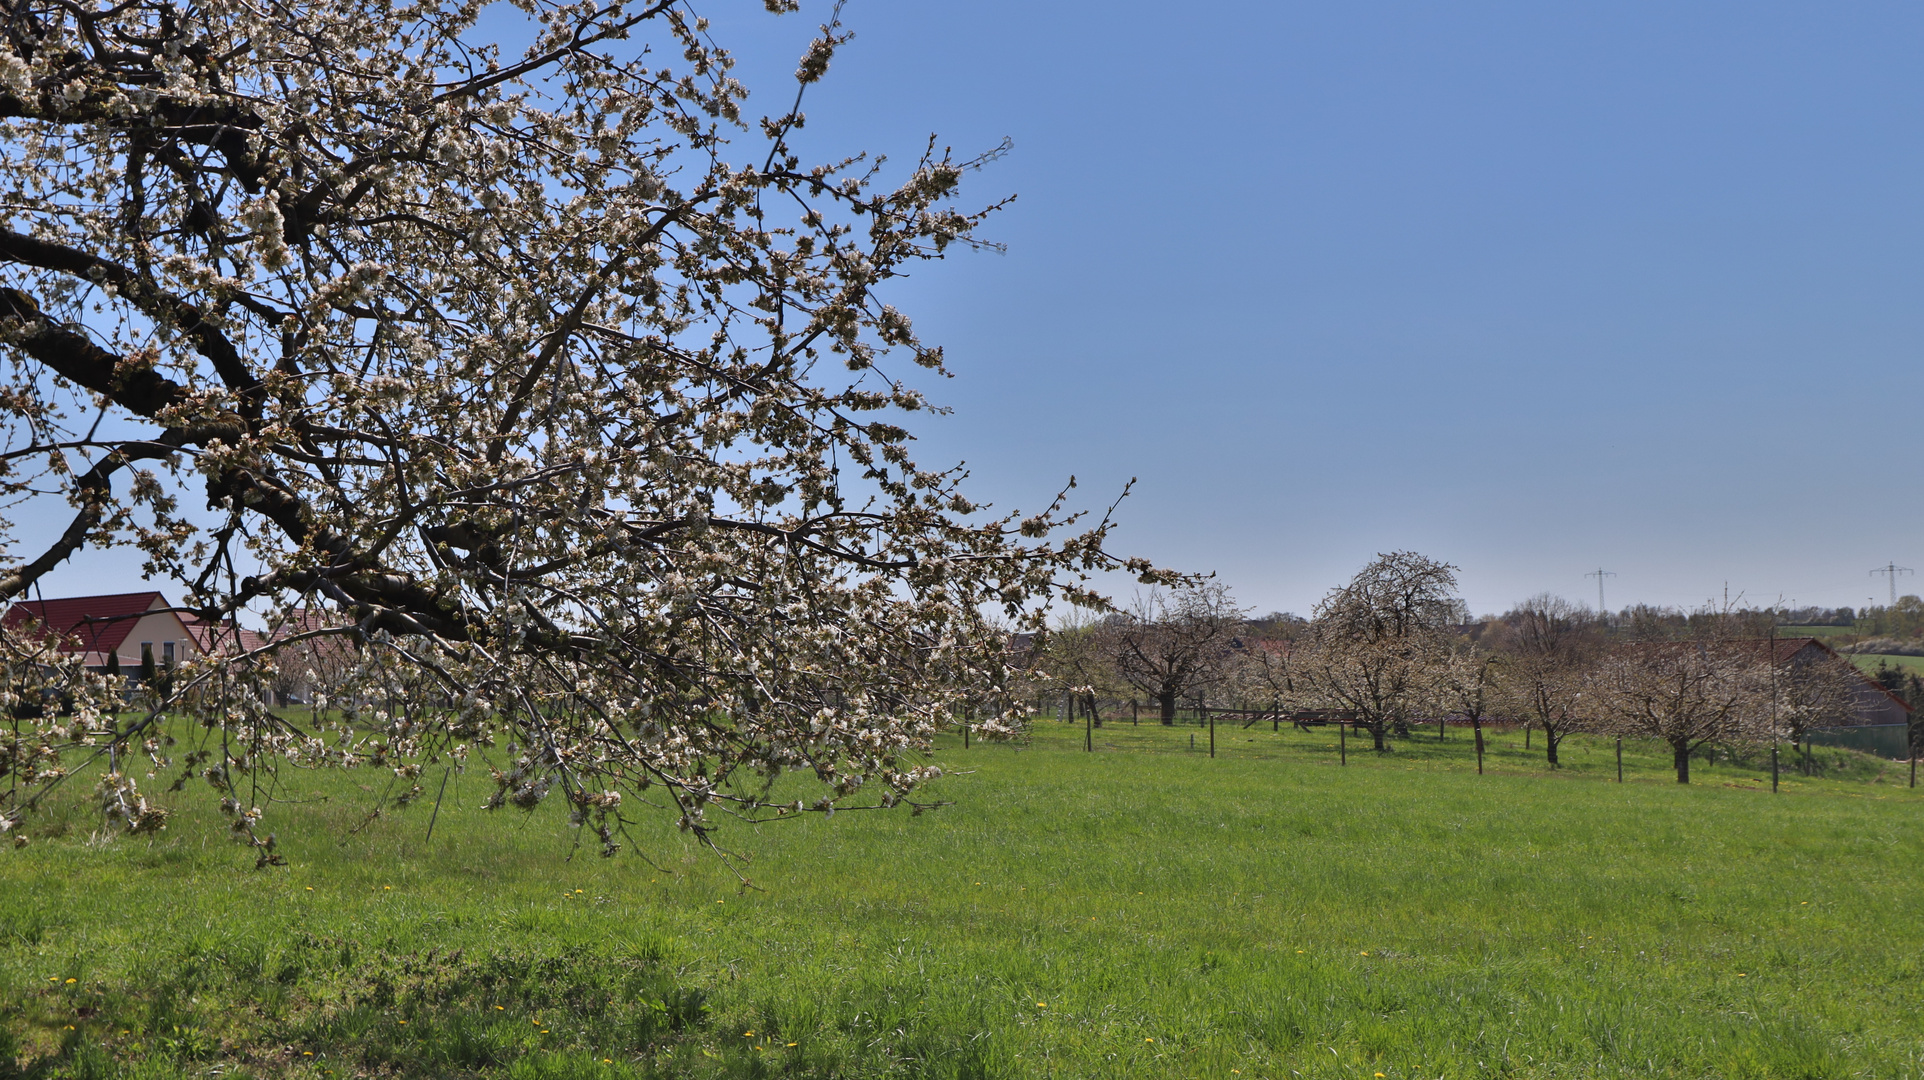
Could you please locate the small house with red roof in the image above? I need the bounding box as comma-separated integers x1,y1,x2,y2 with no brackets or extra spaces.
2,591,201,672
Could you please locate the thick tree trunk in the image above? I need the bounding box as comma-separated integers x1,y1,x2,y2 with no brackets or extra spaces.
1370,720,1387,752
1673,741,1691,784
1545,729,1560,768
1159,691,1176,725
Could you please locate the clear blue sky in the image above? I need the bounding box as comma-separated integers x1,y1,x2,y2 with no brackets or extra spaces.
28,1,1924,618
707,0,1924,618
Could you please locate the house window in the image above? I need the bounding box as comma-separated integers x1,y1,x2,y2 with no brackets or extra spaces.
162,641,175,666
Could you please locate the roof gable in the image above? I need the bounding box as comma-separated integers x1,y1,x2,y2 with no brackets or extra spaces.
2,591,168,655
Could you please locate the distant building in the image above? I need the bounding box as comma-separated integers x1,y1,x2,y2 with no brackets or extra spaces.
2,591,201,673
4,594,355,706
1765,636,1916,758
1763,636,1911,728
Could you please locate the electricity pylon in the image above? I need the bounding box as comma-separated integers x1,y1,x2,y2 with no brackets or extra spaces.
1871,563,1914,606
1585,567,1616,614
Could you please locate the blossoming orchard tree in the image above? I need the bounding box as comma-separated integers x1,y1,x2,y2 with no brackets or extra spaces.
1297,552,1463,752
0,0,1168,858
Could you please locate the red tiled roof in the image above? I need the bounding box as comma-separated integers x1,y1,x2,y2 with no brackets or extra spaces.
2,591,165,656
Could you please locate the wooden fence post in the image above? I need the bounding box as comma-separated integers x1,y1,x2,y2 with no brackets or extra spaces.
1339,720,1346,766
1207,707,1214,758
1474,721,1484,775
1085,705,1092,752
1616,736,1623,783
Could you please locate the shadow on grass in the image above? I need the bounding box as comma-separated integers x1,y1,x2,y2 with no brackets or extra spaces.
4,936,991,1079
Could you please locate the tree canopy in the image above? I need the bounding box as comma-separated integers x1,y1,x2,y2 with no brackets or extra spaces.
0,0,1166,854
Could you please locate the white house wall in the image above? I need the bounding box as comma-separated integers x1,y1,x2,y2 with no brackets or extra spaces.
81,610,199,668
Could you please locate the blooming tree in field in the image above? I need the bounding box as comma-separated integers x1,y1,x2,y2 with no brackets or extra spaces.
1492,594,1600,768
1106,583,1245,725
0,0,1168,856
1032,605,1127,726
1592,641,1769,783
1296,551,1462,752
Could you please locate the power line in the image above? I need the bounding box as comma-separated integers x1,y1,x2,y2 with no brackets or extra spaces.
1870,562,1914,606
1584,567,1616,614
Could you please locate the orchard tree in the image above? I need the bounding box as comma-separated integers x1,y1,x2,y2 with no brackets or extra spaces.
0,0,1170,854
1223,629,1303,721
1298,551,1463,752
1436,641,1497,743
1108,583,1245,724
1593,641,1768,783
1034,606,1124,726
1494,594,1599,768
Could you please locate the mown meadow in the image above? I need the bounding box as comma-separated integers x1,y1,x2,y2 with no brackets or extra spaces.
3,718,1921,1079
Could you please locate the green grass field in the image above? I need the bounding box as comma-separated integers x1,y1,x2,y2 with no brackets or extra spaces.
4,718,1922,1079
1776,626,1860,640
1848,652,1924,677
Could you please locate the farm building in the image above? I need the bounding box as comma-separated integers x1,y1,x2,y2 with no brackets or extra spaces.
1765,636,1914,757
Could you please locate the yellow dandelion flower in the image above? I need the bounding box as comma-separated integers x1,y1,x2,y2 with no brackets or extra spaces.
64,978,76,984
1145,1037,1155,1043
787,1042,798,1047
1036,1002,1046,1008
